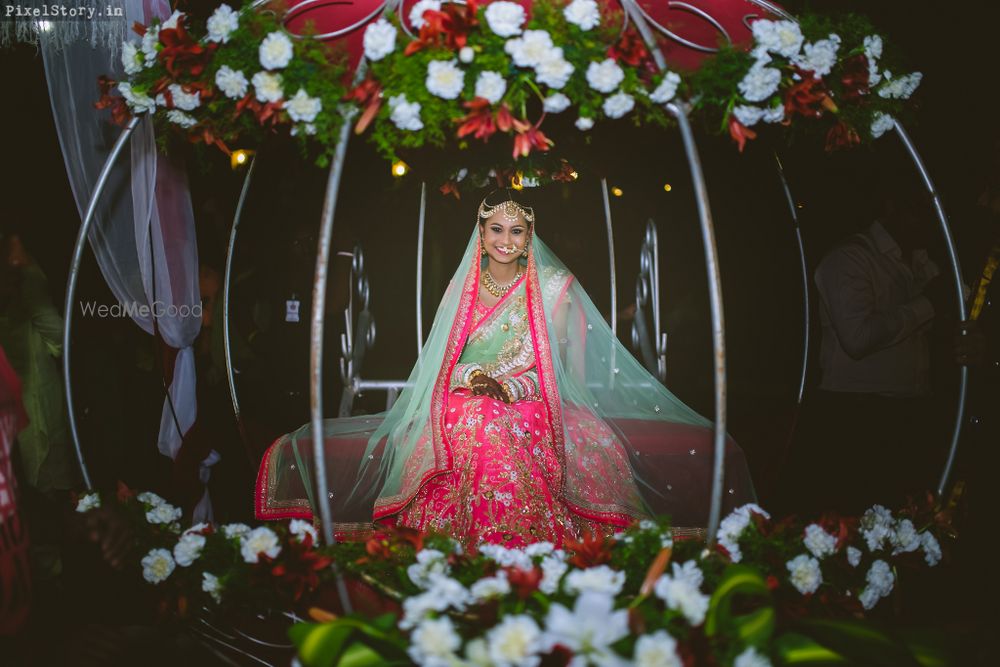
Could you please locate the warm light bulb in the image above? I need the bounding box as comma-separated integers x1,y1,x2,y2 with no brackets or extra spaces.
663,183,672,192
569,171,579,180
230,149,254,170
611,186,623,197
511,172,524,190
391,160,409,177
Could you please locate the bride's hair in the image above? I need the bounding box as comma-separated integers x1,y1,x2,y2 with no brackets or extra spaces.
478,188,536,226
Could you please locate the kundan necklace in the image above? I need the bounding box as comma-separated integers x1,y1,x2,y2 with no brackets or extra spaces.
482,267,523,298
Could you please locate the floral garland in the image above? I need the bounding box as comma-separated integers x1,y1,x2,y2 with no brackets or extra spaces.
75,487,951,667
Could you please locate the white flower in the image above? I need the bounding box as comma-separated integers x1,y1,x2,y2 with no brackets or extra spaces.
464,638,492,667
140,26,159,66
763,104,785,123
173,532,206,566
863,34,883,61
426,59,465,99
475,71,507,104
543,93,571,113
487,614,543,667
858,586,880,610
717,504,770,563
786,554,822,595
427,575,471,610
485,1,526,38
121,41,142,76
240,526,282,563
118,82,156,114
634,630,682,667
207,4,239,44
504,30,555,68
160,10,183,31
654,564,710,626
890,519,920,555
586,58,625,93
649,71,681,104
920,531,941,567
285,88,322,123
539,554,569,594
158,83,200,111
252,71,283,103
215,66,248,100
859,559,894,610
878,71,922,100
792,35,841,78
564,0,601,31
471,572,511,602
202,572,222,603
603,91,635,119
479,544,533,571
860,505,895,551
363,18,397,62
141,548,175,584
576,116,594,131
259,31,293,70
847,546,862,567
525,542,556,558
803,524,838,559
409,0,441,29
733,105,765,127
564,565,626,596
222,522,251,539
543,592,629,664
739,63,781,102
288,518,319,544
146,502,182,525
409,616,461,667
138,491,166,506
399,592,437,630
751,19,803,58
408,549,450,588
534,49,574,90
388,94,424,131
734,645,773,667
76,492,101,512
459,46,475,63
289,123,317,137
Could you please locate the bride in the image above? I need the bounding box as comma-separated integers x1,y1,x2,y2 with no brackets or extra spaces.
256,189,754,546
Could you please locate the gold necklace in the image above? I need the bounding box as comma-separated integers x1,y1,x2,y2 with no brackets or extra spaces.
482,267,523,298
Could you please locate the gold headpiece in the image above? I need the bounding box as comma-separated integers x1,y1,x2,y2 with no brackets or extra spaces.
478,198,535,224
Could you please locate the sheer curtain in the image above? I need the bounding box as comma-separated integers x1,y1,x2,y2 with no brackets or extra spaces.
40,0,218,521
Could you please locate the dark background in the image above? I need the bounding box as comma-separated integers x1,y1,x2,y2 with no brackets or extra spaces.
2,0,998,512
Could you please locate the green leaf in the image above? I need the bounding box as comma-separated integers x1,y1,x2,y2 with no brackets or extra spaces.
774,632,850,665
290,622,353,667
337,642,397,667
705,565,775,647
789,619,923,667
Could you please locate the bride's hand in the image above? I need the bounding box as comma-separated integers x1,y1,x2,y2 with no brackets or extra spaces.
470,374,511,403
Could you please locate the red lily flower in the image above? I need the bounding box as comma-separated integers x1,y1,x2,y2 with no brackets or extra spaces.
406,0,479,55
728,116,757,152
566,531,613,568
94,75,131,125
608,27,651,69
158,20,214,78
840,54,871,102
347,78,382,134
512,117,553,158
456,97,497,141
825,120,860,151
504,566,543,599
440,180,461,199
269,539,334,602
551,160,577,182
784,74,836,119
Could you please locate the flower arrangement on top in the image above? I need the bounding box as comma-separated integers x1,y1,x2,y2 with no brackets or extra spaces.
100,1,923,176
75,485,954,667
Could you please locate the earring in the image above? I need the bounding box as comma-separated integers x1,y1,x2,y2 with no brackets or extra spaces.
522,245,529,257
481,239,488,256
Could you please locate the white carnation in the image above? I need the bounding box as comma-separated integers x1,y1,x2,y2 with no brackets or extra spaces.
138,491,166,506
363,18,397,62
890,519,920,555
786,554,822,595
860,505,895,552
654,563,709,626
251,71,283,103
734,645,773,667
409,616,461,667
542,592,629,663
202,572,222,603
634,630,682,667
141,548,175,584
847,546,862,567
586,58,625,93
649,71,681,104
603,91,635,119
534,49,574,89
525,542,556,558
504,30,555,68
564,564,626,595
920,531,942,567
388,94,424,131
475,70,507,104
259,31,294,70
464,638,491,667
173,532,206,566
878,71,922,99
717,504,770,563
471,572,511,602
408,548,450,589
146,502,182,525
76,492,101,513
539,554,569,594
222,522,251,539
859,559,894,609
751,19,803,59
166,110,197,128
160,10,183,31
118,82,155,114
121,41,142,76
286,88,322,123
739,63,781,102
240,526,282,563
484,1,526,38
215,66,248,100
409,0,441,29
158,83,200,111
478,544,533,571
733,105,765,127
792,35,841,78
487,614,543,667
864,34,883,84
543,93,571,113
576,116,594,131
207,4,239,44
459,46,475,63
803,524,838,559
288,518,319,544
140,26,159,66
564,0,601,31
763,104,785,123
426,59,465,99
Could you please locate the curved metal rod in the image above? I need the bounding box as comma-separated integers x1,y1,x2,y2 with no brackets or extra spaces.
601,178,618,338
773,152,809,407
621,0,667,70
223,154,258,421
416,181,427,355
667,102,728,544
892,120,968,498
62,115,141,490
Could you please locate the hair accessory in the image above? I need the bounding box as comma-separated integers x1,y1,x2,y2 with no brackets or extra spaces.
478,198,535,224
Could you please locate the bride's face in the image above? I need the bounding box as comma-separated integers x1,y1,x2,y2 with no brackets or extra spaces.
481,212,529,265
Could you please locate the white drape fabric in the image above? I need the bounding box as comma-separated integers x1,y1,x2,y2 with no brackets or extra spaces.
40,0,218,521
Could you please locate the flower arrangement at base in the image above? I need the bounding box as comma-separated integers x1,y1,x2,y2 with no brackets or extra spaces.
75,485,956,667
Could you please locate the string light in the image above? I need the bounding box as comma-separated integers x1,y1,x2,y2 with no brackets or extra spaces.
569,170,579,180
391,160,409,177
663,183,672,192
230,149,254,170
611,186,623,197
